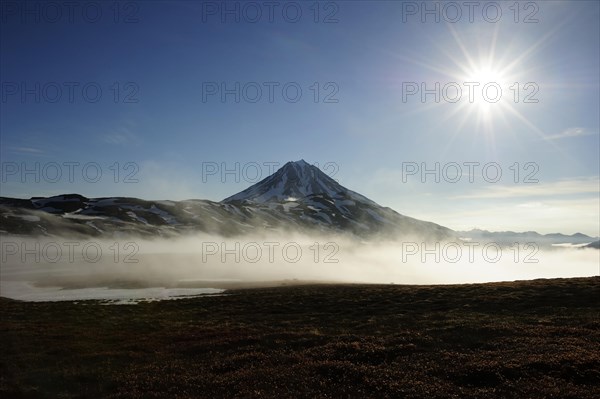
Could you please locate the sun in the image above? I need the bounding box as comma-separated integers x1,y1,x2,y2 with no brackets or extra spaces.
393,22,550,142
434,24,540,130
460,63,512,119
466,66,505,88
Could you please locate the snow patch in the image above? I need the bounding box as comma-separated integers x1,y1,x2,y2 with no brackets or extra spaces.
0,281,225,304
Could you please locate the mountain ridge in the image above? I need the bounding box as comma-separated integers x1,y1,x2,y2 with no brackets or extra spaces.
0,160,454,240
2,161,595,244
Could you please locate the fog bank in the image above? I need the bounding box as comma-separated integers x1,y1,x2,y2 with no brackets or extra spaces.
1,233,598,302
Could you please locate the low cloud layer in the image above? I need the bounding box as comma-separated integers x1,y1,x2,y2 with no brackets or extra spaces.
1,233,598,302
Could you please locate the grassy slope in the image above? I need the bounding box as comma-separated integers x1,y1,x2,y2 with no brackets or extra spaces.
1,277,599,398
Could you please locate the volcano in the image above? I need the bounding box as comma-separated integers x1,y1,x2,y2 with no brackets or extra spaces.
223,159,375,205
0,160,455,239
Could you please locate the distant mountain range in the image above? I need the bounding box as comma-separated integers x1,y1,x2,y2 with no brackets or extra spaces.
457,229,599,246
1,160,597,246
0,160,453,240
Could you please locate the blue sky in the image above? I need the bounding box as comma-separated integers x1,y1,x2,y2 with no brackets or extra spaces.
1,0,599,235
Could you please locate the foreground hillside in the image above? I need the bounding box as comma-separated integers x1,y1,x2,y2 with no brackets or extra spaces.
1,277,599,398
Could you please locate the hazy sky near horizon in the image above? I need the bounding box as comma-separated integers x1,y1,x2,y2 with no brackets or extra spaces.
1,0,599,236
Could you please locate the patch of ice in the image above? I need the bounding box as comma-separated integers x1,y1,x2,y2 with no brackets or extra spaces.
0,281,225,304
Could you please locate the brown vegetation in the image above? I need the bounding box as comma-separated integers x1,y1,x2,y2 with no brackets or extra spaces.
1,277,599,398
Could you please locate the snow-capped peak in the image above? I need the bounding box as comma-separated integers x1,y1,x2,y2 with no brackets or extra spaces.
222,160,377,206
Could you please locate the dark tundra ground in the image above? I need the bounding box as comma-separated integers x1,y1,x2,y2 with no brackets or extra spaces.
1,277,599,398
